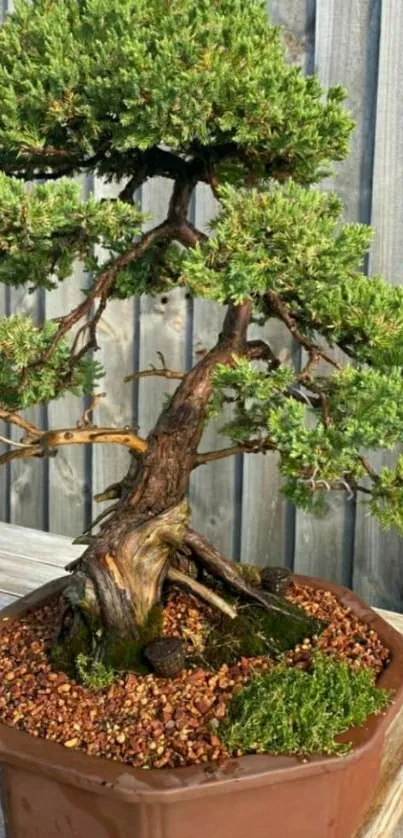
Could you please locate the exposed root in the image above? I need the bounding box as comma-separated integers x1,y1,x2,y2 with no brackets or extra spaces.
184,528,315,627
167,566,237,619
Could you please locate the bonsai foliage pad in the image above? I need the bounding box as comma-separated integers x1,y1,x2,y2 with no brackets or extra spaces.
0,575,403,838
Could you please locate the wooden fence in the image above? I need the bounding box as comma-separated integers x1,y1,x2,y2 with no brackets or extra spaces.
1,0,403,612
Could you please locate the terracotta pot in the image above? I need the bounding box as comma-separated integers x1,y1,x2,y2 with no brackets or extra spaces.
0,574,403,838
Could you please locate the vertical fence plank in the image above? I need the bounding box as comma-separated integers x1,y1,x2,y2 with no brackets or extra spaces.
90,178,138,526
189,186,237,558
293,0,381,585
241,320,294,569
137,175,188,462
46,177,91,537
239,0,316,570
8,288,46,531
354,0,403,611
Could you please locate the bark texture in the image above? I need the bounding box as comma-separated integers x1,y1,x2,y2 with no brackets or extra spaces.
60,300,312,657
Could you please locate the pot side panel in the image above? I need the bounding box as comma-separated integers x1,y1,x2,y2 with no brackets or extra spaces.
0,754,381,838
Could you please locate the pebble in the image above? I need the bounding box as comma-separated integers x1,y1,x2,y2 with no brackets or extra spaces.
0,584,390,771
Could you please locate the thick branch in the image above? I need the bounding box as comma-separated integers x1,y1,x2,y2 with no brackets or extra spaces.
176,221,207,247
0,425,147,467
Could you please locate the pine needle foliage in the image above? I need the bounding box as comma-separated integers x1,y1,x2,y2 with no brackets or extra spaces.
0,0,403,534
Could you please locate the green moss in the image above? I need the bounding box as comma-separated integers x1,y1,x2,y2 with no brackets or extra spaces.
50,603,164,683
235,564,261,587
222,652,391,757
76,653,115,689
101,636,151,676
201,599,324,668
50,613,94,677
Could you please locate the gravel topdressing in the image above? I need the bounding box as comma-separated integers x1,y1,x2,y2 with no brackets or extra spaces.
0,582,390,770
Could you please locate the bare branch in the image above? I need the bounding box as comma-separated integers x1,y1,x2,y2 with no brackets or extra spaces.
0,424,148,468
0,435,32,449
0,409,40,436
167,566,237,619
39,426,148,453
94,482,122,503
297,350,321,381
79,500,122,537
22,219,176,387
357,456,379,482
194,436,276,467
0,445,39,467
266,291,341,370
125,368,185,383
76,393,106,428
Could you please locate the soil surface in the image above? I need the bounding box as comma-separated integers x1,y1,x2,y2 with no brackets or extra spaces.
0,582,390,769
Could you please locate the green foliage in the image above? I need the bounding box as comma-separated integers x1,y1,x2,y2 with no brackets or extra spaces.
235,563,261,587
0,0,402,541
210,357,403,530
110,243,184,299
222,652,391,757
182,182,372,303
201,598,324,668
0,173,144,291
76,652,115,689
0,315,102,409
0,0,352,183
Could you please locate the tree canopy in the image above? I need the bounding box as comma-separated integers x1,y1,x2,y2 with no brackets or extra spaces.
1,0,403,534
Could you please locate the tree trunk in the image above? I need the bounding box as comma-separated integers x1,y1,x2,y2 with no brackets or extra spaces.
58,300,317,667
59,303,252,649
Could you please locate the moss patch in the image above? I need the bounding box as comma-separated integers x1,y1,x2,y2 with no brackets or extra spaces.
75,653,115,689
200,599,324,668
50,613,94,678
235,564,261,587
50,605,164,681
221,652,391,757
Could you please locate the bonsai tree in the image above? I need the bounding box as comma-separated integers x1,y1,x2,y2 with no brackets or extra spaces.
1,0,402,660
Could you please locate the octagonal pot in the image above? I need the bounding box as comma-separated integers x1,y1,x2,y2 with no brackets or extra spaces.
0,574,402,838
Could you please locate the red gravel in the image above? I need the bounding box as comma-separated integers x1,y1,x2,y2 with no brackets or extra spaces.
0,583,390,769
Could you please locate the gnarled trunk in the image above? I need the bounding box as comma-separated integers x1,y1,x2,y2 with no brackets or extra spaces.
58,301,316,669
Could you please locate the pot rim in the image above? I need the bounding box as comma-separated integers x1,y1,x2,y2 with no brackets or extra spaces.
0,573,402,805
